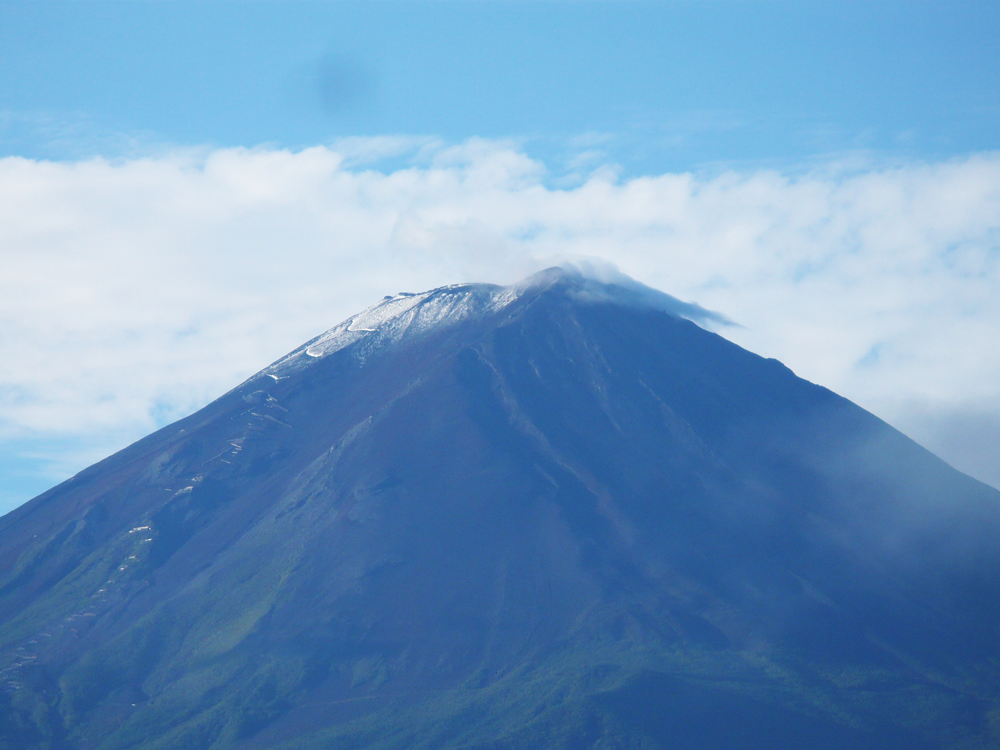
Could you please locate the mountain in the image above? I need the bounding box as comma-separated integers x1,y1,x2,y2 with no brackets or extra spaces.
1,268,999,750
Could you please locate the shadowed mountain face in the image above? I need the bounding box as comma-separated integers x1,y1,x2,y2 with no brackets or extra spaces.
2,269,999,750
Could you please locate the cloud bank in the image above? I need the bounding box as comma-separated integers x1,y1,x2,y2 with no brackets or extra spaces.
2,140,999,509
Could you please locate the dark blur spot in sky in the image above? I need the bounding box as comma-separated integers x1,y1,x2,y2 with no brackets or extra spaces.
317,55,376,115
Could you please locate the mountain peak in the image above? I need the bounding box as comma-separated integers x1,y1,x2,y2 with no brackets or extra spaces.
264,268,730,380
3,270,998,749
263,279,518,379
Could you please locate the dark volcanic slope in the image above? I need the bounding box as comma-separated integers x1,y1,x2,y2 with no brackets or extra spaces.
2,270,999,750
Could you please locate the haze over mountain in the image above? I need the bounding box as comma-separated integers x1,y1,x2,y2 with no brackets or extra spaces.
1,269,999,750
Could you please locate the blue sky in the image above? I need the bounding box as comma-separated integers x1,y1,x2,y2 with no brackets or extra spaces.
4,2,1000,170
2,1,1000,513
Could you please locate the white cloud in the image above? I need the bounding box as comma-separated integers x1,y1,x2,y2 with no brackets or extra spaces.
2,141,1000,510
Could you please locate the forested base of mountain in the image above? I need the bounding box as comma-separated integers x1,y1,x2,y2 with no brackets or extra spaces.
270,649,999,750
3,634,998,750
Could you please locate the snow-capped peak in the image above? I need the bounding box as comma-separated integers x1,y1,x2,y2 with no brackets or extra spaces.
259,267,730,380
263,282,524,377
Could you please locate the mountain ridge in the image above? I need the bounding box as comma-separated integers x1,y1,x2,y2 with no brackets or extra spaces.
1,270,998,750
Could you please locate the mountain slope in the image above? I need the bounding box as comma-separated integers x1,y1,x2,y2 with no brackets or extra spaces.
2,269,999,749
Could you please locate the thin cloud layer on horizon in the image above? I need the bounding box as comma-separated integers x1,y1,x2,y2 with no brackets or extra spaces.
2,139,999,511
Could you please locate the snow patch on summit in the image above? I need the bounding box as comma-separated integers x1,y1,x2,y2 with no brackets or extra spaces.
263,283,522,378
